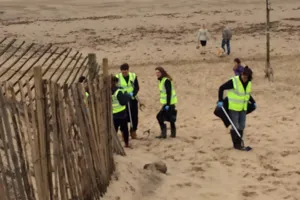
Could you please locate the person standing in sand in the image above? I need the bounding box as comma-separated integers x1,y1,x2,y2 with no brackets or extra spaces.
111,76,131,148
155,67,178,139
233,58,244,76
115,63,140,139
78,76,89,106
196,24,214,54
217,66,256,150
221,26,232,55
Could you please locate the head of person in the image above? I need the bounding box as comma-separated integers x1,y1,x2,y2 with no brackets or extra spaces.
120,63,129,77
201,24,206,29
111,75,119,88
241,66,253,83
78,76,88,91
233,58,241,69
78,76,87,83
155,66,172,81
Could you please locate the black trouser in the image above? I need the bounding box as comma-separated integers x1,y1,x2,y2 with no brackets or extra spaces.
126,99,138,131
156,105,176,132
113,118,129,145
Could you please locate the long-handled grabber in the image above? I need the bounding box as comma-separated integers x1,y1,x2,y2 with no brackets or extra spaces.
127,102,134,130
221,106,252,151
143,120,157,138
135,96,145,111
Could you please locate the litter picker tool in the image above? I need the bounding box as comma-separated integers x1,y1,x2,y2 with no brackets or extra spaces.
143,120,156,138
142,107,165,138
135,96,145,111
127,102,133,129
129,80,145,111
221,106,252,151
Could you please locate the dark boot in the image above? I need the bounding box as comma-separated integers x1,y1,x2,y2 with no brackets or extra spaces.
230,130,242,149
239,129,244,147
239,130,244,138
156,124,167,139
170,123,176,138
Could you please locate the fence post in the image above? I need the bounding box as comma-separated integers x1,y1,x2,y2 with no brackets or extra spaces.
34,66,50,200
102,58,114,173
88,53,98,81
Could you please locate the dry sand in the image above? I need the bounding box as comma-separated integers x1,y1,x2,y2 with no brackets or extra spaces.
1,0,300,199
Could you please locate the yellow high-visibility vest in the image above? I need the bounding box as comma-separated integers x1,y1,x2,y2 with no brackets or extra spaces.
159,77,177,105
112,89,126,114
84,92,89,105
228,76,252,111
115,72,136,94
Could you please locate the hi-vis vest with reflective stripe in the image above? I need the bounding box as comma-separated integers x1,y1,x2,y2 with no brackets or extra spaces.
115,72,136,94
227,76,252,111
84,92,89,105
112,89,126,114
159,77,177,105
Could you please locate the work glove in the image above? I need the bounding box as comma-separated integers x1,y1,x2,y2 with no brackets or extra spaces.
217,101,223,108
129,92,134,97
164,105,169,111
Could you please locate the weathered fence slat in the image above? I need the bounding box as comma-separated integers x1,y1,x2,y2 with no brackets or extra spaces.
0,56,126,200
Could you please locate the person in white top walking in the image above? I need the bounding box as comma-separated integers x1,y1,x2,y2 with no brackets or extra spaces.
196,24,215,54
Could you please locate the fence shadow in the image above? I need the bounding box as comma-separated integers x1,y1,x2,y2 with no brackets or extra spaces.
0,63,125,200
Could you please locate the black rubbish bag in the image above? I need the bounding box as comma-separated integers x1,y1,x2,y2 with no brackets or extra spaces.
213,97,256,128
165,109,177,123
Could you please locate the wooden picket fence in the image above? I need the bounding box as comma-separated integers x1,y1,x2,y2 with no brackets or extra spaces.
0,63,125,200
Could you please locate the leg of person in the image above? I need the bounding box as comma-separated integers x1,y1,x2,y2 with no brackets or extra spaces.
170,122,176,138
221,39,226,53
113,118,120,133
130,99,138,139
229,110,242,149
226,39,231,55
238,111,247,139
113,118,122,142
200,40,207,54
156,107,167,139
120,118,130,147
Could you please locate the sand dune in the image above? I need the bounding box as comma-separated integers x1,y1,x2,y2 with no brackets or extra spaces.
0,0,300,199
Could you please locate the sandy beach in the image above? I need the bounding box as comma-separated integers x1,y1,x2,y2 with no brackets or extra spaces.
0,0,300,199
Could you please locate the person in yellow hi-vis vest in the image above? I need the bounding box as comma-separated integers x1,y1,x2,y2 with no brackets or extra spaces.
111,76,131,148
115,63,140,139
217,66,256,150
155,66,178,139
78,76,89,106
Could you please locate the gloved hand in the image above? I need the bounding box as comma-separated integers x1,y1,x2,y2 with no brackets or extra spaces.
253,103,257,109
129,92,134,97
164,105,169,111
217,101,223,108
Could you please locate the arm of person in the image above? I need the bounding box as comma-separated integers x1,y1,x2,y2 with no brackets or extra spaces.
197,30,200,43
132,76,140,97
249,95,255,104
165,79,172,106
117,91,130,106
218,79,234,101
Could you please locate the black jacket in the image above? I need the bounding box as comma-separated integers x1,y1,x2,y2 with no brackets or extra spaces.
214,97,256,127
218,76,255,103
112,87,130,119
216,76,256,127
158,77,172,106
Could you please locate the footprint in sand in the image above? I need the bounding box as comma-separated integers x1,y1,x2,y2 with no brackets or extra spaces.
242,190,258,198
